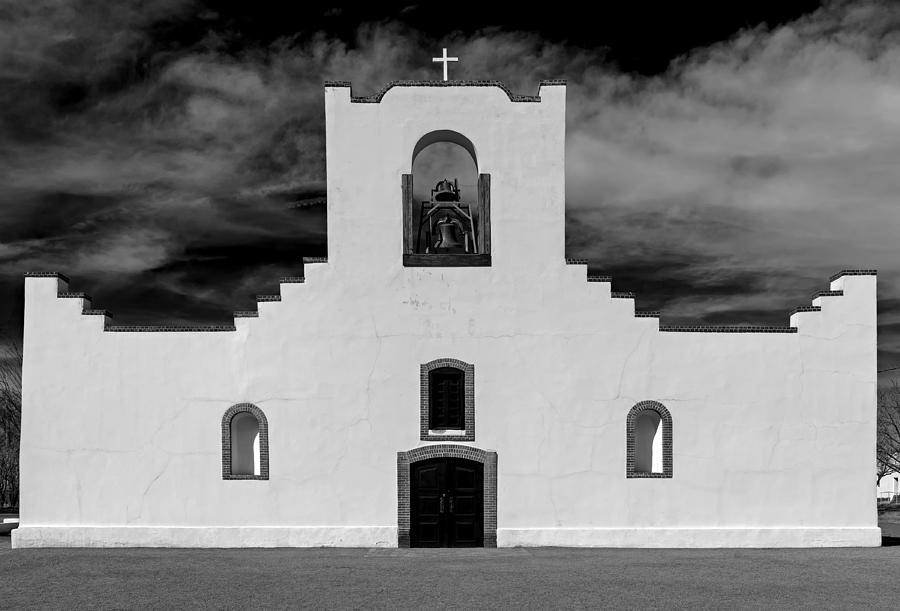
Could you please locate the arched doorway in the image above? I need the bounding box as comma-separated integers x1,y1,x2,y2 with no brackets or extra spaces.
411,457,482,547
397,445,498,547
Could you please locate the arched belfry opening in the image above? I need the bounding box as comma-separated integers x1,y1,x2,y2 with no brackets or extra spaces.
403,130,491,266
411,130,477,168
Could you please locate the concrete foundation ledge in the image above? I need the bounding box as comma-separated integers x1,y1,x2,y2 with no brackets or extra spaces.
497,527,883,548
12,526,398,548
12,526,882,548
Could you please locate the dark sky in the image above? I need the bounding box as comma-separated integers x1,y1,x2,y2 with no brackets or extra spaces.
2,0,899,379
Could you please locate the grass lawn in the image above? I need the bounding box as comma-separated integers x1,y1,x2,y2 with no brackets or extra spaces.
1,527,899,610
878,509,900,522
878,509,900,541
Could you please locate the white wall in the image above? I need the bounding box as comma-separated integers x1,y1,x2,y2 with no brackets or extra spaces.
14,83,879,548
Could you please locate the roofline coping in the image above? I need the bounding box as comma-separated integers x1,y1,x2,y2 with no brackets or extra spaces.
323,79,566,103
25,271,70,282
829,269,877,282
23,265,864,334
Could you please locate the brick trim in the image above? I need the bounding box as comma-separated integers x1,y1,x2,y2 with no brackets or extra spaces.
328,80,549,103
29,268,327,333
403,254,491,267
812,290,843,299
82,309,110,317
659,325,797,333
397,444,498,547
233,311,259,318
829,269,876,282
25,271,70,282
789,306,821,316
626,401,673,479
106,325,236,332
221,403,269,480
420,358,475,442
569,267,854,331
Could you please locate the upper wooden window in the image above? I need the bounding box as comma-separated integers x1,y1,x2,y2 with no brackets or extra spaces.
420,358,475,441
429,367,465,430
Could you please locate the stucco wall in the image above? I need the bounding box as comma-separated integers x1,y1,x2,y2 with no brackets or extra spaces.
14,82,879,548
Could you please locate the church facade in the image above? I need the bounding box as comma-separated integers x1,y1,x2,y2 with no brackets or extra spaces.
14,80,880,548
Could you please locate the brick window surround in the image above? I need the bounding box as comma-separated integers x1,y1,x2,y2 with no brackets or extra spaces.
420,358,475,441
221,403,269,480
397,444,498,548
626,400,673,479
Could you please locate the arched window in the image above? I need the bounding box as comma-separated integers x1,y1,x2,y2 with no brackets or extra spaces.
222,404,269,480
402,130,491,267
634,410,662,473
626,401,672,478
231,412,260,475
420,358,475,441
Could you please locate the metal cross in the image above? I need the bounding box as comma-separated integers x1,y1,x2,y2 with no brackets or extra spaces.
432,48,458,81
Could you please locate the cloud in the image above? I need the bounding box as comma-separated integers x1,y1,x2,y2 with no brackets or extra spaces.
74,229,172,274
564,2,900,344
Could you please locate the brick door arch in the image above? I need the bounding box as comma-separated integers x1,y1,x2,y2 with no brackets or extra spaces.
397,444,497,547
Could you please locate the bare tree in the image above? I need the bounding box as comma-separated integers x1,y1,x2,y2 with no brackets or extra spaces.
0,334,21,508
877,381,900,486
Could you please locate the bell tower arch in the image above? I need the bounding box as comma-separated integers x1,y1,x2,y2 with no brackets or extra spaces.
403,129,490,266
411,129,477,168
323,80,566,276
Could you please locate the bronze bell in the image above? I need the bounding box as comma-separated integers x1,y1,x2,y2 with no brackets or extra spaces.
434,217,464,251
433,178,459,202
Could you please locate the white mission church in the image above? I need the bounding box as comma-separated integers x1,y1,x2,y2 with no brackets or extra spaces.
14,58,880,548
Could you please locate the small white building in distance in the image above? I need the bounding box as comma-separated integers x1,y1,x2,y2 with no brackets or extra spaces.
878,473,899,502
14,78,880,548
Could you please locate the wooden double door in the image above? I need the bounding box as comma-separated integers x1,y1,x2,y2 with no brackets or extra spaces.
410,458,484,547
